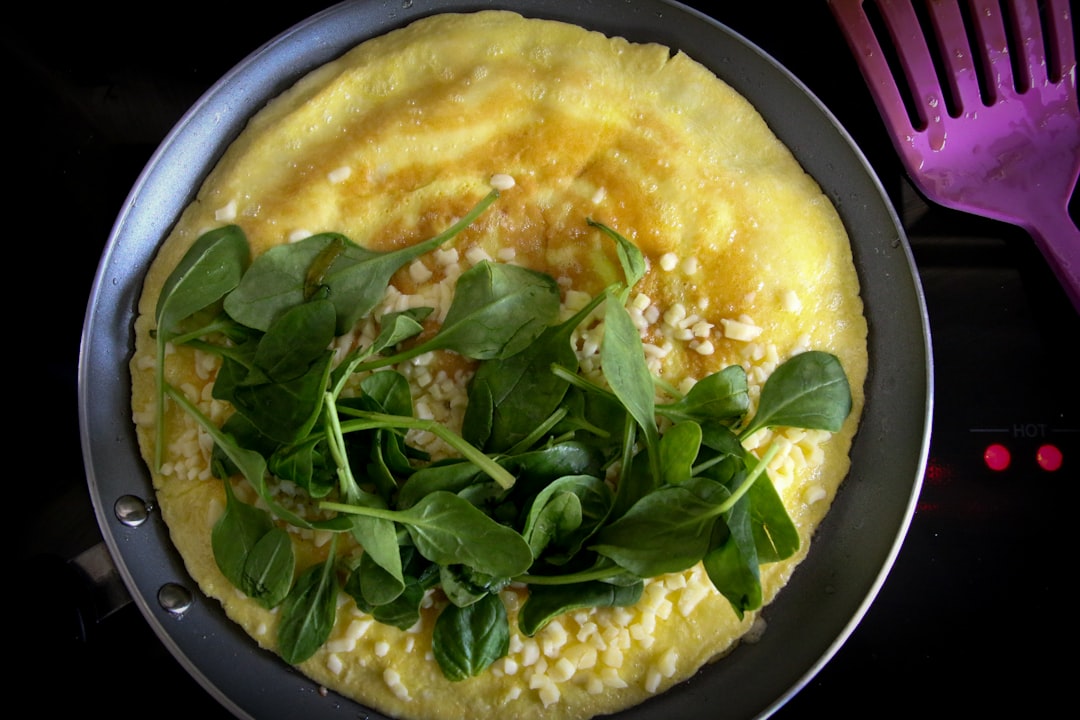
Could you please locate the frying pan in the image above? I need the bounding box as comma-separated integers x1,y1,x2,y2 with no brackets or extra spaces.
79,0,932,717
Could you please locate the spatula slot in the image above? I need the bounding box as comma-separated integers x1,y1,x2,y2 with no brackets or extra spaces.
952,0,993,108
996,0,1034,95
911,0,968,119
1038,0,1070,85
862,1,924,128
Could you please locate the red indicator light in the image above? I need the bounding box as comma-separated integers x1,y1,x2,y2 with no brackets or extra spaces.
1036,444,1063,472
983,443,1011,471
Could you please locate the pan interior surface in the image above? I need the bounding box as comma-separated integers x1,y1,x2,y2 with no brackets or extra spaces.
78,2,931,718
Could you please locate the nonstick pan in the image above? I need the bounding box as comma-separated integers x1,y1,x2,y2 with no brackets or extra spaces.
78,1,933,717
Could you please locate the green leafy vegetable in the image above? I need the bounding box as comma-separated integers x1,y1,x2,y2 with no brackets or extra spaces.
587,219,646,302
323,491,533,578
600,296,662,480
703,492,762,619
155,199,855,682
463,287,609,452
278,536,340,665
590,483,724,577
738,350,852,439
210,478,294,609
657,365,749,424
518,580,643,637
224,190,499,334
658,421,702,485
354,261,561,373
432,592,510,681
153,225,249,468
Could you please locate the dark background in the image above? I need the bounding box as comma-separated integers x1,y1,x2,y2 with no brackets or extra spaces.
8,1,1076,717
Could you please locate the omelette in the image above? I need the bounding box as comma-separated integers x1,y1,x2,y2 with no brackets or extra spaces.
129,10,868,720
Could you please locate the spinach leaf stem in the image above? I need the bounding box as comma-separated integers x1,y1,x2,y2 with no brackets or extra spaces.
514,564,625,586
338,409,516,489
549,363,616,401
322,392,362,502
713,442,780,516
652,375,685,401
169,319,240,347
504,407,568,456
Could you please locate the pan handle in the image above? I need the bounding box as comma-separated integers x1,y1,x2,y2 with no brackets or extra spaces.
32,542,132,644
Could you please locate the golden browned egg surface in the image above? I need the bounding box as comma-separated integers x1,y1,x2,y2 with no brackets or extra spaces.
129,10,868,720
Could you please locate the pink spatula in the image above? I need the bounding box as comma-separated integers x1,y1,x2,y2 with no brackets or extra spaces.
829,0,1080,312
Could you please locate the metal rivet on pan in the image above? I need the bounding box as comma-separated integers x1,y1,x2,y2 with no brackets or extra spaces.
158,583,194,616
114,494,151,527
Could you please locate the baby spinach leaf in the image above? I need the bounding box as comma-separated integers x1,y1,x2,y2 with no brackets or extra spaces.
518,579,643,637
212,411,280,481
154,224,250,468
360,369,415,417
586,219,646,299
523,474,613,566
432,592,510,681
698,420,747,456
165,384,313,530
336,407,516,490
347,509,404,600
268,435,335,498
364,435,402,502
242,527,295,609
523,489,582,560
421,261,561,360
703,493,762,619
458,480,514,518
166,383,268,492
211,479,276,595
352,546,405,607
396,459,484,509
508,441,604,478
231,352,333,444
226,299,337,444
548,386,622,460
249,298,336,383
501,441,604,499
440,565,511,608
329,308,431,398
590,484,722,577
659,421,702,485
368,582,427,630
440,565,489,608
345,546,437,629
208,338,261,407
398,492,533,577
322,490,532,577
600,296,661,479
225,190,498,334
744,455,800,563
277,538,339,665
609,434,655,521
739,350,852,439
464,287,608,452
657,365,750,424
690,421,752,488
353,370,419,498
350,262,561,374
222,233,338,332
156,224,250,339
